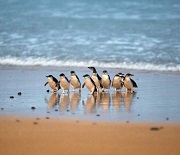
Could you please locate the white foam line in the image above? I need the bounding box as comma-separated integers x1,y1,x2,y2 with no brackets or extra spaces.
0,57,179,72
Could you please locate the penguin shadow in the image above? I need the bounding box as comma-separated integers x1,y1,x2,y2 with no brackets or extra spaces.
99,92,111,112
111,91,123,110
121,92,136,112
59,93,70,111
82,95,97,113
45,93,60,109
70,91,81,111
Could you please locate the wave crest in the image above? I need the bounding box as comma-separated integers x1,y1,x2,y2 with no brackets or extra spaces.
0,57,179,72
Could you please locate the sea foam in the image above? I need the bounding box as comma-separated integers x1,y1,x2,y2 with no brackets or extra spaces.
0,56,179,72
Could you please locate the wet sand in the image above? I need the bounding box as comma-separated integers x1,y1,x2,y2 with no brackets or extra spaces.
0,116,180,155
0,66,180,122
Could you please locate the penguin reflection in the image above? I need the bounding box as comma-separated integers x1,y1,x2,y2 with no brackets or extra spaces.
83,95,96,113
100,92,111,112
59,93,70,111
46,93,60,109
70,92,81,111
112,91,123,109
123,92,135,112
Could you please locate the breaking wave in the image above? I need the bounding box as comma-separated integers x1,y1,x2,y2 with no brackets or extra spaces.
0,56,179,72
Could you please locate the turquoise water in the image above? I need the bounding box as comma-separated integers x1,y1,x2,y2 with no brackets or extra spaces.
0,0,180,71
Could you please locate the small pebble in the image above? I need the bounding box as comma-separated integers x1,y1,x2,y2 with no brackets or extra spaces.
96,114,100,117
36,118,40,120
137,97,139,99
31,107,36,110
55,109,58,112
138,114,140,116
17,92,22,96
67,109,70,112
166,117,169,121
126,121,130,123
1,108,4,110
16,120,20,122
10,96,14,99
46,117,50,119
33,122,38,125
150,127,160,131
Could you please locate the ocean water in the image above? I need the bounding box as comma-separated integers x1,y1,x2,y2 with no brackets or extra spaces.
0,0,180,72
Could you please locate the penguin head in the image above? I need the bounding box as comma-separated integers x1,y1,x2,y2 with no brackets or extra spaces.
46,75,53,79
59,73,66,80
126,73,134,77
103,70,108,75
88,67,97,73
118,73,124,77
83,74,90,79
70,71,75,76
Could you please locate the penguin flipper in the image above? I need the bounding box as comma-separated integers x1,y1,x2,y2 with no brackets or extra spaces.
52,76,59,83
76,75,81,85
82,83,85,88
131,79,138,87
97,74,102,81
44,82,48,86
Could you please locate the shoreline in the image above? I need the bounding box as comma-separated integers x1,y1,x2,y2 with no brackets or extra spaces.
0,65,180,123
0,116,180,155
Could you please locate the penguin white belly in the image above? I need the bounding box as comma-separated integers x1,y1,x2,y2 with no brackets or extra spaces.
113,78,121,89
102,76,110,89
71,76,80,88
124,80,133,90
92,76,100,88
113,81,121,89
61,79,70,90
86,79,95,92
49,80,58,90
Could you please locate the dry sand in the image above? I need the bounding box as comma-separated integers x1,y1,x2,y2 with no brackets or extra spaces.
0,116,180,155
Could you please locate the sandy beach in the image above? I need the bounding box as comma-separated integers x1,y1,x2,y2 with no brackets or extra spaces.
0,66,180,155
0,116,180,155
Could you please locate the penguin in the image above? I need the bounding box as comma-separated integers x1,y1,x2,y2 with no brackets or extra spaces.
70,71,81,92
101,70,111,92
82,74,97,95
44,75,60,93
112,73,124,92
88,67,102,92
123,73,138,93
59,73,70,94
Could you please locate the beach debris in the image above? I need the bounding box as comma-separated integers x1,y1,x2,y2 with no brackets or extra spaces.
16,119,20,122
96,114,100,117
126,121,130,123
9,96,14,99
150,127,163,131
55,109,58,112
1,108,4,110
31,106,36,110
138,114,140,116
166,117,169,121
17,92,22,96
67,109,70,112
33,122,38,125
46,117,50,119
